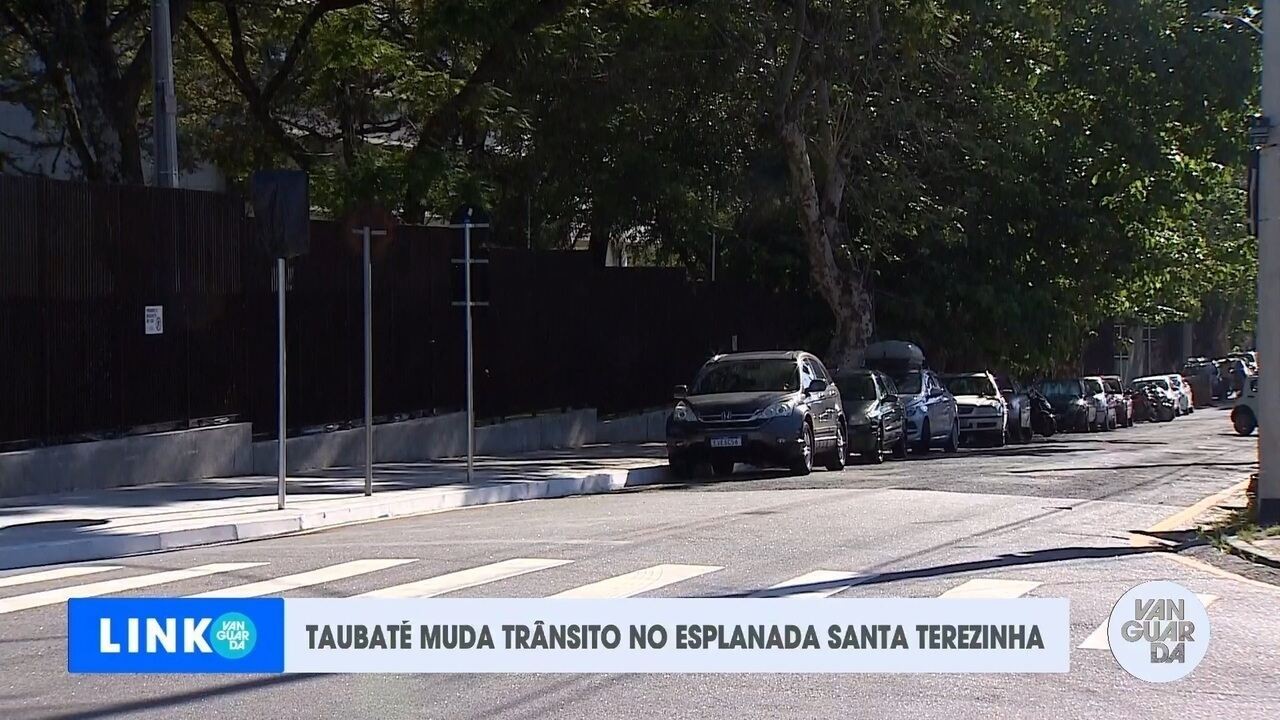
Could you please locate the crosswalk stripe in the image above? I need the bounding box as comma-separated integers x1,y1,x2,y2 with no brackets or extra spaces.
359,559,571,599
753,570,874,599
551,564,721,598
1078,594,1218,651
939,579,1041,599
190,559,417,598
0,566,123,589
0,563,266,615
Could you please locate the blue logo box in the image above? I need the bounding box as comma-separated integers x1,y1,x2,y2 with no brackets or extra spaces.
68,598,285,673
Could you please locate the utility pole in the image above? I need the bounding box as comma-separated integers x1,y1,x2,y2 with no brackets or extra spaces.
151,0,179,188
1259,0,1280,522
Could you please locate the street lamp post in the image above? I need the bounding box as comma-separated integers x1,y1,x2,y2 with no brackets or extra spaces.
1259,2,1280,523
1203,8,1278,520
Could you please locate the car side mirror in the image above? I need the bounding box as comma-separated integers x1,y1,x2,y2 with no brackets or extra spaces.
807,379,828,394
673,384,688,400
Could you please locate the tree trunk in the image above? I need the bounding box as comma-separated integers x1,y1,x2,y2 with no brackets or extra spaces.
777,119,872,371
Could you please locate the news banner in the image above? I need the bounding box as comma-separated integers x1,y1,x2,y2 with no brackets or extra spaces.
64,581,1209,680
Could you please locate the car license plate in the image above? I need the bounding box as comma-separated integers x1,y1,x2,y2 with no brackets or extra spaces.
710,436,743,448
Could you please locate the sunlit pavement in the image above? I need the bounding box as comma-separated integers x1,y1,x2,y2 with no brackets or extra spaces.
2,407,1277,720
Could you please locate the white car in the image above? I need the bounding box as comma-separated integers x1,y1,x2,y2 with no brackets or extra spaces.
1165,374,1193,415
1133,376,1182,417
1232,377,1258,436
1082,376,1116,431
940,372,1009,447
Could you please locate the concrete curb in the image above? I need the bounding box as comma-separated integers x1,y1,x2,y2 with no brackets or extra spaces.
1224,536,1280,570
10,464,670,569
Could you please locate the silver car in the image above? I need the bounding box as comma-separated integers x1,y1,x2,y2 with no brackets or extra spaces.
885,368,959,454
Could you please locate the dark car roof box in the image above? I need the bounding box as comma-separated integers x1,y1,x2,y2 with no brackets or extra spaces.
863,341,925,373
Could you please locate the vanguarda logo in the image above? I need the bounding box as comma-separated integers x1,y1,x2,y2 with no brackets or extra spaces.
68,598,283,673
1106,580,1211,682
99,611,257,659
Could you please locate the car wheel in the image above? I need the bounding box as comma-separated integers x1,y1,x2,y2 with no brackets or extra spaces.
669,458,693,480
825,425,847,471
711,460,735,477
1232,407,1258,437
892,429,908,459
944,422,959,453
993,429,1007,448
790,423,815,476
913,420,931,455
861,425,884,465
1023,426,1035,443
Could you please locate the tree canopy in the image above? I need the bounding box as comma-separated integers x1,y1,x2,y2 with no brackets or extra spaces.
0,0,1260,372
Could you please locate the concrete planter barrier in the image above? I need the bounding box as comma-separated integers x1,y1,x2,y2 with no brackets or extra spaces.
251,409,598,474
0,424,253,498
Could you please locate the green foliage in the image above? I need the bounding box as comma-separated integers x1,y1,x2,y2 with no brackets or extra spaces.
1,0,1261,372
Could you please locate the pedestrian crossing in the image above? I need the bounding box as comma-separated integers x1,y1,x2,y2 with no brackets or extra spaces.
0,558,1228,653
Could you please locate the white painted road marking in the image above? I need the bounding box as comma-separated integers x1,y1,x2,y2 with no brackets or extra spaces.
551,564,721,598
191,559,417,598
360,558,571,599
939,578,1042,599
0,566,123,589
0,563,266,615
1078,594,1218,650
754,570,874,599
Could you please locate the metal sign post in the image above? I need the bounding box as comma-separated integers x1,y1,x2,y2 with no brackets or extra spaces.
355,225,387,497
276,258,287,510
450,209,490,483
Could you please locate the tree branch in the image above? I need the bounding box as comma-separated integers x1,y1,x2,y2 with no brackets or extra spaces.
263,0,368,102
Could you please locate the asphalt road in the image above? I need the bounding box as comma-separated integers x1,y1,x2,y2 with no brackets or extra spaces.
2,406,1277,720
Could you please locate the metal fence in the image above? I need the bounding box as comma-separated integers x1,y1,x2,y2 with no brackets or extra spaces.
0,176,824,449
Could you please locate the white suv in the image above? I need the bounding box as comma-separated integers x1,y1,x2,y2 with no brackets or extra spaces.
1165,374,1193,415
1082,376,1116,431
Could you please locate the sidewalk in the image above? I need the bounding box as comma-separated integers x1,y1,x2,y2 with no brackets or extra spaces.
0,444,669,570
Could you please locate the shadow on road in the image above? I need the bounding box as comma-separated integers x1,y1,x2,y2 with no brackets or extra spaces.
1007,460,1256,475
723,543,1178,598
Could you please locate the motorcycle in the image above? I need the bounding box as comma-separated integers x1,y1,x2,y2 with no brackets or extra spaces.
1028,388,1057,437
1132,385,1175,423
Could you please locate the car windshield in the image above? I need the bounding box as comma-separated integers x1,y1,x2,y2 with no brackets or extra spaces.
1135,378,1170,391
942,376,996,397
1104,379,1122,393
1083,379,1103,394
836,374,878,400
1038,380,1082,398
691,359,799,395
890,370,923,394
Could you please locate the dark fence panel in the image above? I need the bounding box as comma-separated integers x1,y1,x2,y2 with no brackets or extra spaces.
2,177,827,447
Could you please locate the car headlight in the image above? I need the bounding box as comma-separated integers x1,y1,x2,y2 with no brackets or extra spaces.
673,402,695,423
754,401,794,420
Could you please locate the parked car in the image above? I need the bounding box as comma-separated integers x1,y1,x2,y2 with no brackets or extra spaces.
666,351,846,478
1035,378,1097,433
1232,376,1259,436
940,372,1009,447
1165,374,1193,415
1082,376,1117,431
863,341,959,454
1132,376,1181,420
835,369,907,464
1100,375,1134,428
994,373,1034,443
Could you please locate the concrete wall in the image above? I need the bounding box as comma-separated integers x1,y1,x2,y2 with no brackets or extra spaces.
251,409,598,474
595,409,669,444
0,407,665,498
0,423,252,498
